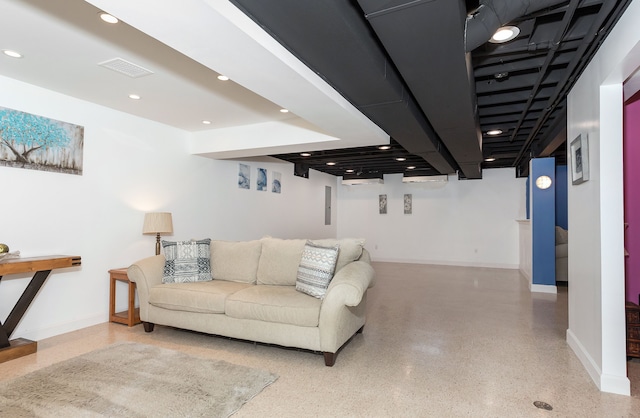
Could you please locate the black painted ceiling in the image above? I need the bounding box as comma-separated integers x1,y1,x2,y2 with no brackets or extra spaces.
232,0,630,180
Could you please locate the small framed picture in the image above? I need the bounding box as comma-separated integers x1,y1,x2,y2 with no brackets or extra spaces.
379,194,387,214
570,133,589,185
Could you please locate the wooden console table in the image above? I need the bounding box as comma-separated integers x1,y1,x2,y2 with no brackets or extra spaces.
0,255,81,363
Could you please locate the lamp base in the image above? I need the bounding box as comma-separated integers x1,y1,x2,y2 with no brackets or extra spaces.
155,233,161,255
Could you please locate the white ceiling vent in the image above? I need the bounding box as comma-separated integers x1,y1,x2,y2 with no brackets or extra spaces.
98,58,154,78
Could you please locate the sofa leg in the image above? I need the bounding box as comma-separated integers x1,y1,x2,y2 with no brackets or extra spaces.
323,352,336,367
357,325,365,334
143,322,155,333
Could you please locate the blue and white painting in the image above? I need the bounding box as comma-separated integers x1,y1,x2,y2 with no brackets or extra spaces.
238,163,250,189
0,106,84,175
272,171,281,193
257,167,267,191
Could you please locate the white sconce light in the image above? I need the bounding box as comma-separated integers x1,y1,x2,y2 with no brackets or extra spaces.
535,175,552,190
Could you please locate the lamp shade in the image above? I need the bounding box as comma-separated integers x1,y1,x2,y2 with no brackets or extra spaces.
142,212,173,234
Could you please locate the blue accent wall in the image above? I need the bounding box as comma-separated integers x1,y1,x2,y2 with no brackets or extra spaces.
555,165,568,229
531,158,556,286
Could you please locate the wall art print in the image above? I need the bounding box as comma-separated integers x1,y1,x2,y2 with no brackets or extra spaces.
570,133,589,185
379,194,387,214
238,163,250,189
0,106,84,175
404,194,412,215
272,171,281,193
257,167,267,191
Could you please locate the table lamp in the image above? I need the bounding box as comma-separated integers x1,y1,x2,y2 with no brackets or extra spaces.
142,212,173,255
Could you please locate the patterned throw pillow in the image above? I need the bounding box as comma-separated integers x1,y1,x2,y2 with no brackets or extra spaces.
295,241,339,299
162,239,212,283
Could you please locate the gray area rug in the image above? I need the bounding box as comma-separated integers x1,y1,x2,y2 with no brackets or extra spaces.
0,342,278,417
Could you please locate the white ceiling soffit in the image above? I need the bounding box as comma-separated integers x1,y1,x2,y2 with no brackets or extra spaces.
84,0,389,158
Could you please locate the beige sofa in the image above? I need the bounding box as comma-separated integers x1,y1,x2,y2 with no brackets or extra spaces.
127,237,375,366
555,226,568,282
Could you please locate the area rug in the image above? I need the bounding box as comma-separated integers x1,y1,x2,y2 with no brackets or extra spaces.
0,342,278,417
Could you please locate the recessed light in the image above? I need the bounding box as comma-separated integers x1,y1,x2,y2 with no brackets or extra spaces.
217,75,229,81
486,129,502,136
378,145,391,150
326,162,336,166
490,26,520,43
99,12,119,24
300,152,311,157
484,157,496,162
345,169,355,173
128,94,141,100
407,166,416,170
3,50,22,58
280,108,289,113
202,120,211,125
395,157,407,162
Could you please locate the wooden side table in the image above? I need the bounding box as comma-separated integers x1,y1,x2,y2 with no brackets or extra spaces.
109,268,141,327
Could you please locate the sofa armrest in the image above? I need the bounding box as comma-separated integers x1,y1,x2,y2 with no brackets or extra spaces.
324,260,375,307
127,255,165,319
318,260,375,353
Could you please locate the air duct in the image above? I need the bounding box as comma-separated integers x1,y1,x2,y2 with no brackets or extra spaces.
465,0,567,52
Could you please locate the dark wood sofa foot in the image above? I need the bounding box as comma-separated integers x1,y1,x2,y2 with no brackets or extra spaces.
143,322,155,332
323,352,337,367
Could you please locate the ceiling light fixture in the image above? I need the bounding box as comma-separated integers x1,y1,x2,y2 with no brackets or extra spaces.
300,152,311,157
486,129,502,136
407,166,416,170
490,26,520,43
128,94,141,100
345,169,355,173
99,12,119,24
202,120,211,125
280,108,289,113
326,162,336,166
378,145,391,150
217,75,229,81
395,157,406,162
2,50,22,58
484,157,496,162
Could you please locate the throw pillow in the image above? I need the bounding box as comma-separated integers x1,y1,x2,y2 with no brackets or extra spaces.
162,238,212,283
295,241,339,299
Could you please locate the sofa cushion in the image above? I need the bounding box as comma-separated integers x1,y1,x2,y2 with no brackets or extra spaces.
226,285,321,327
211,240,262,284
295,241,340,299
257,238,306,286
310,238,365,272
161,239,212,283
149,280,252,314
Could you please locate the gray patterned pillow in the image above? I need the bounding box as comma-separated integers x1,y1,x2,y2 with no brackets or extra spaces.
295,241,339,299
162,239,212,283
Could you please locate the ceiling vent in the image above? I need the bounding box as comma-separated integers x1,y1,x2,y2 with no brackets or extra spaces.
342,178,384,185
98,57,154,78
402,175,448,183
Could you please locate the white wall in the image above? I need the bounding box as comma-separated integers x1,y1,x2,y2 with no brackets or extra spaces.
337,169,527,268
565,0,640,395
0,75,337,342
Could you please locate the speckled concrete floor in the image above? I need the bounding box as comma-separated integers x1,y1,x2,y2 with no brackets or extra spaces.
1,262,639,417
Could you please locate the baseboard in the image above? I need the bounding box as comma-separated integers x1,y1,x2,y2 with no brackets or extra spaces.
370,257,519,270
15,314,106,342
566,329,630,395
530,283,557,294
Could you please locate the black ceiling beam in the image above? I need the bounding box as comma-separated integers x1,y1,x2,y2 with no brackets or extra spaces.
357,0,483,179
